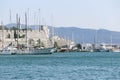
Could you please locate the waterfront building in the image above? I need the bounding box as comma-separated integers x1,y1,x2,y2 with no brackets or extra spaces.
0,25,74,50
81,43,93,52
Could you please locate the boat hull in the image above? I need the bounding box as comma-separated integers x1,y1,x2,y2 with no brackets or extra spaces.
12,48,53,55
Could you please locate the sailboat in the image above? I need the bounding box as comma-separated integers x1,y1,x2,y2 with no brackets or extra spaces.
12,11,54,55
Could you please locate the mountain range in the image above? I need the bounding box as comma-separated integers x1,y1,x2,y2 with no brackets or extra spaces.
5,23,120,44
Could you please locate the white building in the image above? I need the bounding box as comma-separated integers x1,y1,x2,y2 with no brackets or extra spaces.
81,43,93,52
0,25,52,49
51,36,75,48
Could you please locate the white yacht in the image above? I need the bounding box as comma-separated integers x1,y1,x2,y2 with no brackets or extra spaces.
0,47,17,55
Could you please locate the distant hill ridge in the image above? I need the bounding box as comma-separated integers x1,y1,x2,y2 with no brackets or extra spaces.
5,23,120,44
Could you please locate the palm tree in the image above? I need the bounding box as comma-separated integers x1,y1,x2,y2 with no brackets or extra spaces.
54,41,58,48
76,44,82,49
29,39,34,46
37,39,44,48
14,30,18,41
37,39,41,47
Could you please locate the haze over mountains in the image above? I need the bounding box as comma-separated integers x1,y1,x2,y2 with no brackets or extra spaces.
6,23,120,44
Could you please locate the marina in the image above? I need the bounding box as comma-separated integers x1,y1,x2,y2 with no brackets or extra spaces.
0,9,120,54
0,0,120,80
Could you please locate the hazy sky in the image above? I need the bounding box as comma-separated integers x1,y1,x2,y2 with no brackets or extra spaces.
0,0,120,31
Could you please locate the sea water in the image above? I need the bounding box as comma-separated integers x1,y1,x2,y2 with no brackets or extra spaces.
0,52,120,80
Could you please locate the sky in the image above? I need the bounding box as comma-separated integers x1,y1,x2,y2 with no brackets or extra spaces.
0,0,120,31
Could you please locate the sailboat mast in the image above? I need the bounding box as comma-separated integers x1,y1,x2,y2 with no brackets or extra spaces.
10,10,13,46
1,22,4,48
18,17,21,30
34,12,36,30
110,35,112,46
27,9,29,30
51,14,55,47
94,30,98,48
27,9,30,49
82,34,84,44
10,10,12,23
25,13,28,48
95,30,98,44
16,14,19,48
72,32,74,42
51,14,54,36
38,9,41,32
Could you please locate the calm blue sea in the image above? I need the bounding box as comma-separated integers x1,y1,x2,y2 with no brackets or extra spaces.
0,52,120,80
